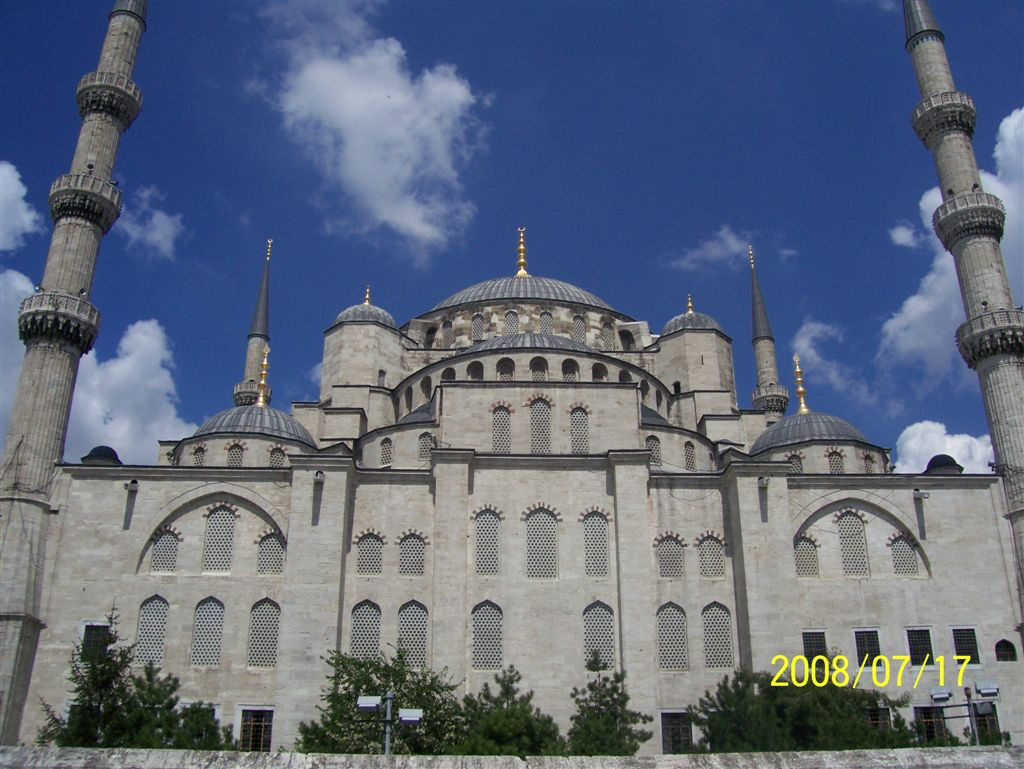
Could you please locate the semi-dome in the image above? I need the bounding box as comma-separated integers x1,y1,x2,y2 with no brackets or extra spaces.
750,412,868,455
660,296,723,335
469,332,594,353
432,275,614,313
194,404,316,447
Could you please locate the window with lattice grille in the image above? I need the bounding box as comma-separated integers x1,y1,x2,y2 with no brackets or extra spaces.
398,601,428,666
657,603,688,670
530,400,551,454
601,323,614,350
526,511,558,578
136,596,168,666
592,364,607,382
472,314,484,341
657,537,684,578
661,713,692,754
680,442,695,472
202,509,235,572
399,535,425,575
570,408,589,454
583,602,614,668
150,531,178,573
441,367,455,381
793,537,819,578
572,315,585,343
618,370,632,383
475,512,500,575
257,534,284,574
356,535,383,574
702,603,733,668
240,710,273,752
562,360,578,382
380,438,393,467
505,311,519,335
268,448,285,468
441,321,454,348
418,433,434,462
227,445,243,468
864,455,876,474
248,600,280,667
492,407,511,453
891,536,918,575
472,602,502,669
995,639,1016,661
191,598,224,667
350,601,381,659
193,447,206,467
914,706,947,742
907,628,933,665
788,454,803,474
855,630,881,662
582,513,607,577
838,513,869,576
803,631,827,658
530,358,547,381
646,436,662,466
468,362,483,381
619,330,635,351
498,359,514,381
828,451,845,474
952,628,980,664
540,312,553,335
81,624,111,659
698,537,725,578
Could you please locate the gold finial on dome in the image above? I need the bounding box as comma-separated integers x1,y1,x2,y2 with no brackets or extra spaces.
256,345,270,407
265,239,273,262
686,294,694,314
793,353,810,415
748,244,755,269
364,285,371,305
515,226,529,277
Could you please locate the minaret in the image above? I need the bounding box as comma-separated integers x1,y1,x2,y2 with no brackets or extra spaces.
234,240,273,406
903,1,1024,604
0,0,147,742
749,245,789,421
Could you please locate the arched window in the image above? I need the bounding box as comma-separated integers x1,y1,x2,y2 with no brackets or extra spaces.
657,603,688,670
570,407,589,454
424,327,437,348
418,432,434,463
247,599,280,667
356,534,383,574
995,639,1018,662
572,315,586,343
192,446,206,467
601,323,614,350
227,444,244,468
540,311,553,335
504,310,519,335
618,370,632,383
640,381,650,403
476,511,500,575
136,596,168,666
380,438,393,467
525,510,558,578
378,369,387,387
530,357,548,381
191,597,224,667
673,381,682,395
583,602,614,668
684,442,696,471
398,601,428,666
698,536,725,578
702,603,733,668
582,513,608,577
837,512,869,576
202,508,235,572
441,367,456,382
562,359,579,382
827,450,845,474
592,363,607,382
404,388,412,412
657,537,684,578
150,530,178,573
891,535,919,576
529,399,551,454
467,362,484,381
472,314,484,341
864,454,876,474
793,536,819,578
350,601,381,659
268,448,285,468
497,358,515,382
619,330,635,351
788,454,804,474
492,406,511,453
420,376,432,402
441,321,454,348
399,534,425,575
257,534,285,574
472,601,503,669
656,390,662,409
646,436,662,466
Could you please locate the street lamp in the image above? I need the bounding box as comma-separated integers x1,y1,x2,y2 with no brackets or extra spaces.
357,691,423,755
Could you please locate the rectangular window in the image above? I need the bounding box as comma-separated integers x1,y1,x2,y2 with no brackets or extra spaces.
952,628,980,664
854,629,881,662
802,631,827,658
240,709,273,752
907,628,933,665
81,623,111,659
913,706,947,742
974,702,1000,744
661,712,692,754
865,707,891,730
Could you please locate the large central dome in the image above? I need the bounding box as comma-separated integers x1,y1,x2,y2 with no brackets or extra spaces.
432,275,614,312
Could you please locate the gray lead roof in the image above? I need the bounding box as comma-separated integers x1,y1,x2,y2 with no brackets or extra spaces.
432,275,616,313
111,0,147,25
469,333,595,353
751,264,773,341
661,309,723,336
749,412,870,455
335,302,397,328
903,0,943,48
194,404,316,446
248,258,270,338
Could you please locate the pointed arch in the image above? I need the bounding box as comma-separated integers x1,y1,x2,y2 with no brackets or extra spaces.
350,600,381,659
472,601,503,669
136,595,169,666
398,600,429,666
657,603,688,670
247,598,280,667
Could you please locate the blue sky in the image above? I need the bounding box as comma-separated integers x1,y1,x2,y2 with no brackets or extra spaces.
1,0,1021,468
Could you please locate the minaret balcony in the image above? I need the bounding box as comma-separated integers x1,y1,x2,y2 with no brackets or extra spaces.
956,309,1024,369
233,380,272,406
76,71,143,128
932,191,1005,251
912,90,976,145
49,173,122,233
18,291,101,354
752,383,790,414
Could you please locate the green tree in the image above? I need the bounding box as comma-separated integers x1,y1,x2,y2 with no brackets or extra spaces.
567,651,652,755
458,666,565,756
38,613,231,749
296,650,464,754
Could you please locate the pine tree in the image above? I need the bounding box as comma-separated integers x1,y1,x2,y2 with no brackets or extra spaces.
458,666,565,756
567,651,652,755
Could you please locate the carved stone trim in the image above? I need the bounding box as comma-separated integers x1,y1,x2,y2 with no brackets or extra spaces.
694,529,725,547
932,192,1005,250
653,531,685,546
49,173,122,232
955,309,1024,369
398,528,430,544
577,505,613,522
470,505,505,521
353,527,386,545
18,291,100,354
521,503,562,521
912,90,976,146
76,70,143,129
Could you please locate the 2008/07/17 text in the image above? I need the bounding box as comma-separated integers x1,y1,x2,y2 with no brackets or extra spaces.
769,654,974,688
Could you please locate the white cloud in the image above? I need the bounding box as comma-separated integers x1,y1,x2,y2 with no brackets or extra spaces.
669,225,749,272
115,186,186,259
893,420,993,474
792,319,878,408
0,161,44,252
0,269,35,442
268,2,487,258
888,221,922,248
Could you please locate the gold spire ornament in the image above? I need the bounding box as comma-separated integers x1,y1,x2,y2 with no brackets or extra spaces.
364,285,371,305
265,239,273,262
686,294,694,314
255,346,270,407
515,227,529,277
793,353,810,415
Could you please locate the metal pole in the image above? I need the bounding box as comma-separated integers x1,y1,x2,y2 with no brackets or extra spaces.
964,687,978,746
384,691,394,756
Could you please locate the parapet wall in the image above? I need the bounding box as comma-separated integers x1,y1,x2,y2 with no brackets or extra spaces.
2,747,1022,769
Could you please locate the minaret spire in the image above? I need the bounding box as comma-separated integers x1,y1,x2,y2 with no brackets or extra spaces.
792,354,810,416
749,245,789,420
234,240,274,406
0,0,147,743
515,227,529,277
903,1,1024,610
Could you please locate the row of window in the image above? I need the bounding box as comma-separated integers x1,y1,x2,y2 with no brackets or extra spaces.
149,509,285,575
424,313,633,351
794,513,920,578
354,533,426,575
787,449,877,475
801,628,1019,667
190,445,287,468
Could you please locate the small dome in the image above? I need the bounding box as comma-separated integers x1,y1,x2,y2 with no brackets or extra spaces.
433,275,614,313
194,405,316,447
81,445,122,465
924,453,964,475
469,332,594,353
335,302,397,329
661,309,723,336
750,411,869,455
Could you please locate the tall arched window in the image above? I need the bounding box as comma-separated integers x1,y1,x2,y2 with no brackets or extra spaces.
191,597,224,667
572,315,586,343
995,639,1018,661
592,364,607,382
646,436,662,466
472,314,484,341
837,512,869,576
530,399,551,454
570,408,589,454
350,601,381,659
619,330,635,351
380,438,393,467
136,596,168,666
467,362,484,381
247,599,280,667
399,534,426,575
356,534,383,574
684,442,696,471
227,444,244,468
257,534,285,574
398,601,428,666
476,511,500,575
827,450,845,474
788,454,804,474
864,454,876,474
600,323,614,350
492,407,511,453
418,432,434,463
793,536,819,578
472,601,503,669
657,537,684,578
420,376,432,402
657,603,688,670
525,510,558,578
540,312,553,335
618,370,632,383
192,446,206,467
404,388,412,412
150,530,178,573
702,602,733,668
268,448,286,468
497,358,515,382
582,513,608,577
424,327,437,348
697,536,725,578
202,508,235,572
583,602,615,668
504,310,519,335
441,367,456,381
441,321,454,348
562,359,579,382
530,357,548,381
640,381,650,403
891,535,919,576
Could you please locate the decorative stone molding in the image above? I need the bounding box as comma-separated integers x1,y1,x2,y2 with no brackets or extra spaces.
353,527,386,545
151,524,183,542
234,379,271,406
932,191,1005,250
254,527,286,545
752,383,789,414
955,309,1024,369
489,400,515,412
793,532,819,547
470,505,504,520
224,441,248,451
49,173,122,232
521,503,562,521
524,393,554,406
76,70,143,129
203,502,239,519
694,529,725,546
398,528,430,544
833,508,867,524
568,401,592,414
653,531,685,546
18,291,100,354
886,531,918,548
912,90,976,146
578,506,612,522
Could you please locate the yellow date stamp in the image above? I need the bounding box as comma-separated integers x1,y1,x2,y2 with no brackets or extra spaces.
769,654,974,688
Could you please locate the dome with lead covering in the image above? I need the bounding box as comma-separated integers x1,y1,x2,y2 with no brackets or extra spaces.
433,275,614,313
469,332,594,353
336,302,397,328
661,297,724,335
194,405,316,447
749,412,869,455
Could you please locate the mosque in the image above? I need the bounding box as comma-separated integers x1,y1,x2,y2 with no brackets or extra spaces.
1,0,1021,754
